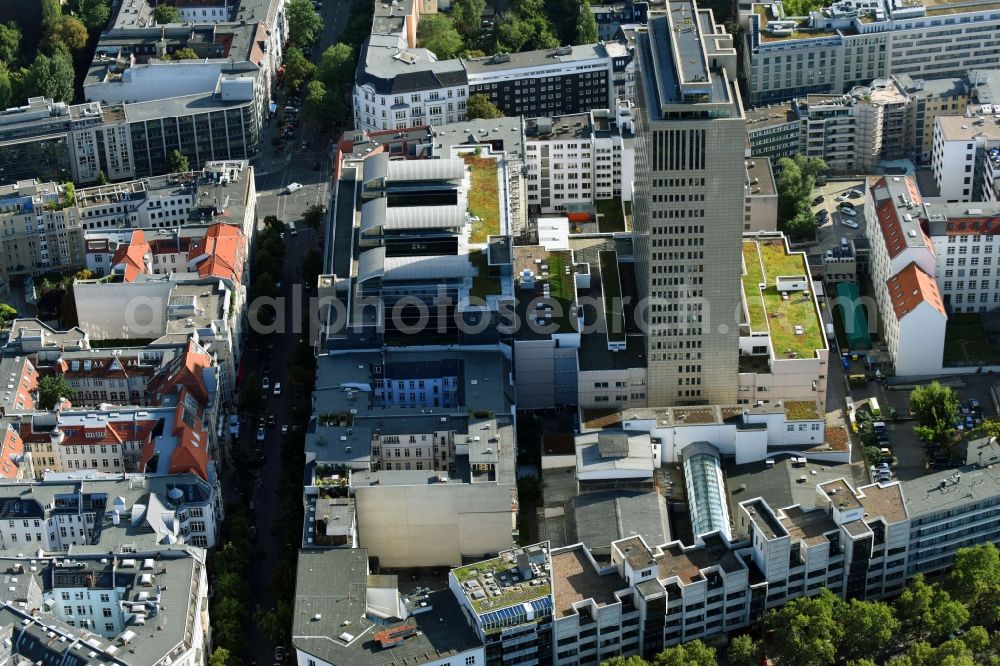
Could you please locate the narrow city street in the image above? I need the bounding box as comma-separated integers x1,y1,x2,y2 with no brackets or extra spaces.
230,5,354,662
226,219,317,665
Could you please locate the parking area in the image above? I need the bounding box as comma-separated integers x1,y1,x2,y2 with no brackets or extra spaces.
847,372,999,482
810,179,867,254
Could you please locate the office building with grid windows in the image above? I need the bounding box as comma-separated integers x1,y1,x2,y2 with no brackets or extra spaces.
631,1,747,405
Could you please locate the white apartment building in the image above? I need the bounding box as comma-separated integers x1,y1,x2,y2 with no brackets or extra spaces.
932,111,1000,201
0,548,209,666
864,176,947,375
73,161,256,238
176,0,232,22
524,104,636,214
0,473,221,551
744,0,1000,105
353,37,627,132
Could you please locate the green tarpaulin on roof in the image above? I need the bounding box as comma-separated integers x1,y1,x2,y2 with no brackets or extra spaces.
836,282,872,351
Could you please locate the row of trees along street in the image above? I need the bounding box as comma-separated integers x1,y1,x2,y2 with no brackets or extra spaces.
603,543,1000,666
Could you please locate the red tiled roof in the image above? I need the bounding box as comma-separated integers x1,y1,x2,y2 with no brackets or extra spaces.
111,230,151,282
870,177,933,260
887,262,946,320
187,223,246,284
0,428,23,480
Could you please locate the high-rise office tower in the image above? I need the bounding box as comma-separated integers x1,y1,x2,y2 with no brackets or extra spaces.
632,1,747,405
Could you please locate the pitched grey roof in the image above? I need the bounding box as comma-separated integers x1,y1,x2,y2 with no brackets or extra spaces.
356,36,468,95
572,490,670,564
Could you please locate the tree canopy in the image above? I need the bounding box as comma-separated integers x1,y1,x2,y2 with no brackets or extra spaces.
168,149,190,173
0,22,22,64
948,543,1000,626
0,66,11,109
76,0,113,31
495,0,559,53
763,589,842,666
287,0,323,46
304,43,356,124
909,381,959,447
36,375,77,410
45,15,89,53
466,93,504,119
0,303,17,323
171,47,199,60
895,573,969,642
418,14,464,59
25,50,75,102
575,0,599,45
726,634,761,666
153,4,181,25
451,0,486,41
283,47,315,90
776,154,826,223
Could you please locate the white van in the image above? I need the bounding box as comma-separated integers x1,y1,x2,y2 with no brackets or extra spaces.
284,182,303,194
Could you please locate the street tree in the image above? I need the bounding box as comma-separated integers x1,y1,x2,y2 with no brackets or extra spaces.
451,0,486,41
466,93,504,119
651,640,717,666
303,203,325,228
25,50,75,102
418,14,464,59
239,374,265,417
762,588,842,666
168,149,190,173
601,657,649,666
287,0,323,46
895,573,969,641
836,598,899,662
45,16,89,53
317,42,355,92
575,0,599,45
0,22,21,64
153,4,182,24
302,248,322,286
909,381,959,447
948,543,1000,626
283,47,315,90
36,375,77,409
208,648,232,666
0,303,16,323
727,634,762,666
303,79,329,121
